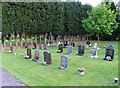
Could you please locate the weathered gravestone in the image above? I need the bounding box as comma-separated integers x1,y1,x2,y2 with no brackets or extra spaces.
66,45,73,54
33,49,40,62
64,41,69,48
57,44,63,53
0,44,4,52
59,56,68,70
33,42,37,49
23,42,30,48
71,42,75,47
43,51,52,65
44,44,47,50
25,48,31,59
103,44,114,61
39,42,42,50
8,46,13,53
89,49,98,58
77,46,84,56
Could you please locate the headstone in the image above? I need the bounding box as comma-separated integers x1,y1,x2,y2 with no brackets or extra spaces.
33,42,37,49
34,49,37,55
59,56,68,70
77,46,84,56
23,42,30,48
25,48,31,59
10,46,13,53
64,41,68,48
57,44,63,53
33,50,40,62
43,51,52,65
103,44,114,61
93,43,98,49
44,44,47,50
89,49,98,58
66,45,73,54
86,41,91,48
39,42,42,50
0,44,4,52
71,42,75,47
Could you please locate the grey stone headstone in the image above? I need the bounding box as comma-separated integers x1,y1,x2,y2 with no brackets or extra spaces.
0,44,3,52
27,48,31,58
44,44,47,50
90,49,98,58
33,50,40,62
67,45,73,54
60,56,68,70
34,49,37,55
39,42,42,50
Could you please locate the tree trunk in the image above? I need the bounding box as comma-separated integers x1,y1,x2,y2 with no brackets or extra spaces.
35,34,37,44
39,34,41,42
30,34,32,44
20,34,23,46
97,35,100,47
44,34,46,44
14,34,18,46
25,34,28,42
3,35,6,47
9,35,12,47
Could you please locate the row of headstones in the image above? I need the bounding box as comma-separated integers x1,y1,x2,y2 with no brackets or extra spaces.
24,48,67,69
57,43,114,61
6,42,115,61
23,41,75,50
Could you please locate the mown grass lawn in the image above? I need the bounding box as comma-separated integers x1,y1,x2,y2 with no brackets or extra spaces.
0,41,119,86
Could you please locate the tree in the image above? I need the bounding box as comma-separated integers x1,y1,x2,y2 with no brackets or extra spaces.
82,2,118,47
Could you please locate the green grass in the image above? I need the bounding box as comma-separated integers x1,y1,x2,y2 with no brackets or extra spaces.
0,41,119,86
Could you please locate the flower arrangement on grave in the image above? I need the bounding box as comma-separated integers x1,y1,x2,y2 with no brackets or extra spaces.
78,67,85,75
13,52,16,55
34,55,38,60
25,55,30,59
103,43,107,48
21,52,25,56
0,47,4,52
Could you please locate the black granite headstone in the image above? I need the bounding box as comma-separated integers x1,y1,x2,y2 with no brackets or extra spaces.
104,44,114,61
57,44,63,53
10,46,13,53
27,48,31,58
43,51,52,65
33,42,37,49
71,42,75,47
77,46,84,56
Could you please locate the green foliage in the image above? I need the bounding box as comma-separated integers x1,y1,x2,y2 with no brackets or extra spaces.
2,2,91,37
82,2,118,38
